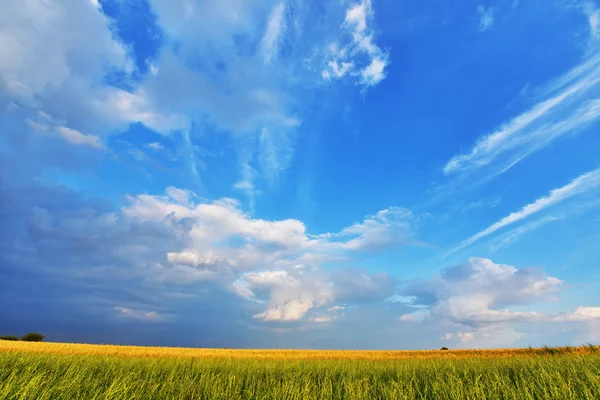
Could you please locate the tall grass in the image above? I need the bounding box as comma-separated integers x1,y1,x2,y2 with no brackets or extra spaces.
1,342,599,399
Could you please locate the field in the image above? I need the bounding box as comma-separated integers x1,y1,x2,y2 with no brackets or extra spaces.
1,341,600,399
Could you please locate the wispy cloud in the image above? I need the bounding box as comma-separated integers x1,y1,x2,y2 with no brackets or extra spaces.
147,142,164,151
181,127,202,188
443,52,600,178
446,167,600,256
27,111,105,149
477,6,494,32
456,197,502,213
582,1,600,43
55,126,105,149
488,215,562,252
261,1,286,63
115,306,169,321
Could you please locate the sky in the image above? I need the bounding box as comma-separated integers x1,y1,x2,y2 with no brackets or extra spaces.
1,0,600,350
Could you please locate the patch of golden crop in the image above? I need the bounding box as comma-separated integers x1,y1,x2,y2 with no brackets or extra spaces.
0,341,596,360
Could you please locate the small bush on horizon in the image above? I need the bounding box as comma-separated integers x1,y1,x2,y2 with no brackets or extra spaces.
0,336,19,341
20,333,45,342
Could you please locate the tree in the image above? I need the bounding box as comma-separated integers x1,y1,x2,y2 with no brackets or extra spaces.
20,332,45,342
0,336,19,341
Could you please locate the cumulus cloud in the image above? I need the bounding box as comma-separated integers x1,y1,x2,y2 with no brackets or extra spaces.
321,0,389,87
551,307,600,343
0,181,413,324
402,258,562,326
0,0,128,103
235,267,394,321
399,258,600,347
0,0,187,145
395,258,600,347
557,306,600,321
121,187,410,321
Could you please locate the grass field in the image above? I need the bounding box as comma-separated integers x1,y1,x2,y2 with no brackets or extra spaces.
1,341,600,399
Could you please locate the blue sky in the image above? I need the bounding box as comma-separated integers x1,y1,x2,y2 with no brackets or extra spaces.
1,0,600,349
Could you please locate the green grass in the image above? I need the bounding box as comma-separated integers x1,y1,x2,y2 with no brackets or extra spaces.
2,351,600,399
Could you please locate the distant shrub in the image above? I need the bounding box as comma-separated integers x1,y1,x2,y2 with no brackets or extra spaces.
0,336,19,341
440,347,449,351
20,332,45,342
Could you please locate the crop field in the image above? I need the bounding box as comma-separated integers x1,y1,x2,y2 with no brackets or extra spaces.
1,341,600,399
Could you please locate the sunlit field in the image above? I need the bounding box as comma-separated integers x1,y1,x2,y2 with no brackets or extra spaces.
2,341,600,399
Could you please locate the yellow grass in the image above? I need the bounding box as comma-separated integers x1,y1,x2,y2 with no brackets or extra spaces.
0,340,595,360
3,341,600,399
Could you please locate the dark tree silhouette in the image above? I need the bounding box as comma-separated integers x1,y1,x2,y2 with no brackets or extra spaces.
20,332,45,342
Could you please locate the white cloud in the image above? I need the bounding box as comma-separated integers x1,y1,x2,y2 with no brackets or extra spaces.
261,1,286,63
115,306,168,321
120,187,407,321
488,215,562,252
443,53,600,177
553,306,600,343
361,57,387,87
403,257,562,326
0,0,128,103
321,60,354,80
233,180,255,191
337,207,416,251
0,0,188,143
322,0,389,87
147,142,165,151
55,126,105,149
167,250,224,266
447,167,600,256
346,0,370,33
557,306,600,321
458,197,502,213
444,325,528,348
26,111,105,149
237,267,393,321
100,88,188,134
583,2,600,42
402,257,587,347
400,313,416,322
310,315,335,323
244,270,334,321
148,0,264,43
477,6,494,32
143,0,308,190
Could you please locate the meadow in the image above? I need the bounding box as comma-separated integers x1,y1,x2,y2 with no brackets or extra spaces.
1,341,600,399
